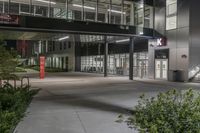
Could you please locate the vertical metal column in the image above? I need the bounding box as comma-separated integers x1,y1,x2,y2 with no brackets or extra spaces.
104,36,108,77
8,0,10,14
129,37,134,80
95,0,98,22
66,0,69,19
82,0,85,21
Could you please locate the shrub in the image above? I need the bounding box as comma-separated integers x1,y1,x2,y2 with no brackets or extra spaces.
0,45,18,75
117,89,200,133
0,83,39,133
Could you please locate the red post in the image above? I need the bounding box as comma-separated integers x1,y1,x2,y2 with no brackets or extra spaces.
40,56,45,79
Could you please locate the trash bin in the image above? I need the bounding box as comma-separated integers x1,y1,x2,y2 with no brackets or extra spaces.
176,70,185,82
169,70,178,82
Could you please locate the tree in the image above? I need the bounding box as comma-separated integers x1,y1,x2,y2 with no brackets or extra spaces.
0,44,18,79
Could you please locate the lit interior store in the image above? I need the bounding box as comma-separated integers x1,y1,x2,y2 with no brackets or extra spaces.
76,35,149,79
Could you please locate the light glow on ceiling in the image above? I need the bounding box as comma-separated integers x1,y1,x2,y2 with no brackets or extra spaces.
35,0,56,5
73,4,95,10
108,9,126,14
58,36,69,41
116,39,130,43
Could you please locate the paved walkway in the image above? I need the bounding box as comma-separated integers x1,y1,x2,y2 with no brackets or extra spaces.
14,72,200,133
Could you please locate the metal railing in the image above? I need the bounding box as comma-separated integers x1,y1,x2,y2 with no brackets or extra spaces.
0,76,30,88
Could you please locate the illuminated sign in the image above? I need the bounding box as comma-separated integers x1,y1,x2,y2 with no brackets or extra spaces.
0,14,19,25
157,38,167,47
150,38,167,47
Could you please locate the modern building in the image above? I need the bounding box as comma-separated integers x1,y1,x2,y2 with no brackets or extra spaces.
0,0,199,82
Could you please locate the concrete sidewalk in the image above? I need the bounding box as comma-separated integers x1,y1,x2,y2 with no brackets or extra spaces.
14,72,200,133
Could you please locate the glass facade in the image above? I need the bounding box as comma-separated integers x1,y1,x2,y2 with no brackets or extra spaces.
0,0,154,28
80,52,148,78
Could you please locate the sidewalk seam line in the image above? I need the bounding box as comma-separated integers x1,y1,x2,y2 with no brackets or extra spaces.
75,111,88,133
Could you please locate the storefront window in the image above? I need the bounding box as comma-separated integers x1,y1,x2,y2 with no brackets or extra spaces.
81,52,148,77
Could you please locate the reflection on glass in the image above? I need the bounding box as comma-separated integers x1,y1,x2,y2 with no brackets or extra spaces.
50,0,67,19
134,2,144,27
0,0,9,13
98,0,110,23
110,0,122,24
10,1,19,14
166,0,177,30
0,0,154,28
32,0,49,17
124,0,132,25
68,0,83,20
84,0,96,21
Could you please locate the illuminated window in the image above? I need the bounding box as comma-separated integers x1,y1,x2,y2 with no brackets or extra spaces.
166,0,177,30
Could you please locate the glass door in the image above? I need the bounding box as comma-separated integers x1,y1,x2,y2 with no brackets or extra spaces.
155,59,168,80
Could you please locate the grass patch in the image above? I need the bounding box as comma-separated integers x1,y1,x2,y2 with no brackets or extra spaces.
26,65,66,72
0,83,39,133
14,67,27,73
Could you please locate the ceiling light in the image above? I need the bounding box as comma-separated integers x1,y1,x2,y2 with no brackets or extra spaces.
58,36,69,41
116,39,130,43
73,4,95,10
139,32,143,35
108,9,126,14
35,0,56,5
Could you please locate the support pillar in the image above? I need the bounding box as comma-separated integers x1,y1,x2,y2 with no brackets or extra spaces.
129,37,134,80
104,36,108,77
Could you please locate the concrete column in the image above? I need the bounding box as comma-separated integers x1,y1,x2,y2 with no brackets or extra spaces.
104,36,108,77
129,37,134,80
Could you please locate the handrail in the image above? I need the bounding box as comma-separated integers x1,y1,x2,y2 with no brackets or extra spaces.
21,76,30,88
188,65,200,82
0,76,30,88
189,70,200,82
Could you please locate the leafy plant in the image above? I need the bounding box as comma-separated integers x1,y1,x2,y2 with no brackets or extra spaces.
117,89,200,133
0,83,39,133
0,45,19,79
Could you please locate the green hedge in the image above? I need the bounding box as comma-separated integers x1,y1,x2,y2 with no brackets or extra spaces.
0,83,39,133
117,89,200,133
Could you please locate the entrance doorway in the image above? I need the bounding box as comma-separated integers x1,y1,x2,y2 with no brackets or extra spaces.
138,60,148,78
155,59,168,79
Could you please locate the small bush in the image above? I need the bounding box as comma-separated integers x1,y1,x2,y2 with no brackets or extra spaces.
117,89,200,133
0,83,39,133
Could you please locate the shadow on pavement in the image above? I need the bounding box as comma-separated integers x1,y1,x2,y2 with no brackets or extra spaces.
36,94,135,115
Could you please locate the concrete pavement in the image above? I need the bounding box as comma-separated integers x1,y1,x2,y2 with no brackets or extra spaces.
14,72,200,133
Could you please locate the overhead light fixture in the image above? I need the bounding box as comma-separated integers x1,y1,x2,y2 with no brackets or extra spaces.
58,36,69,41
116,39,130,43
35,0,56,5
108,9,126,14
73,4,95,10
139,4,144,8
139,32,143,35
